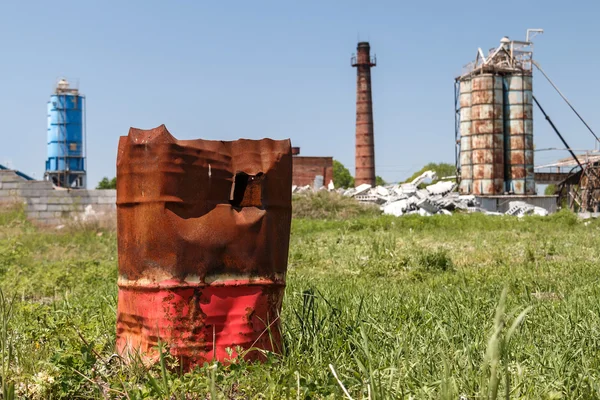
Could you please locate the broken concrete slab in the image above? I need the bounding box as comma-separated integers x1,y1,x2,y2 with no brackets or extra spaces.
352,184,372,197
382,199,407,217
426,181,455,196
355,194,384,204
416,198,440,214
411,170,436,186
400,183,417,195
415,189,429,200
375,186,390,197
506,201,536,217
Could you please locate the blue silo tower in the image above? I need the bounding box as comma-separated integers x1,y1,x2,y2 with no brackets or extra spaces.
45,79,86,188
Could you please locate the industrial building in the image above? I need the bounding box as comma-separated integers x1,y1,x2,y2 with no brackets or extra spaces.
454,29,600,214
536,153,600,212
291,147,333,188
45,78,87,188
0,78,114,227
455,33,540,196
454,30,557,212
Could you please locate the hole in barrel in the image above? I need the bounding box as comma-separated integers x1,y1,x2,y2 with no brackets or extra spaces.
230,172,264,208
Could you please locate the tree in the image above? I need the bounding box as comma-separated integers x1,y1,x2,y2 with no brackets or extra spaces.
96,177,117,190
375,176,386,186
333,160,354,188
544,184,557,195
404,162,456,184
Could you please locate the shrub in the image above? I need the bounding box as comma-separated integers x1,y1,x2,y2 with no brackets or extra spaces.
293,192,381,220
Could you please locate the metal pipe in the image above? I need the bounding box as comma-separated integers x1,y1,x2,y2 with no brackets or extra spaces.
534,148,593,152
532,95,584,171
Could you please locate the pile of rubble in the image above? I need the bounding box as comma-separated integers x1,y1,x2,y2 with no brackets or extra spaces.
291,170,550,217
342,174,476,217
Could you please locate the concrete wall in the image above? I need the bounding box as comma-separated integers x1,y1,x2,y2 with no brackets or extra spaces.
0,170,116,225
476,195,558,214
292,156,334,187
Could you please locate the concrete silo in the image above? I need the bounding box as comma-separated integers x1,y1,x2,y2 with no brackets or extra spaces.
455,33,537,197
45,78,86,188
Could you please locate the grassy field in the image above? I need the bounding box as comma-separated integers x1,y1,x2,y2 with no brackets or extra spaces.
2,198,600,399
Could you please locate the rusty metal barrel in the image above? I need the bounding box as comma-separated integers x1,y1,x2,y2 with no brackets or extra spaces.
504,74,534,194
458,77,473,194
471,74,504,195
115,125,292,369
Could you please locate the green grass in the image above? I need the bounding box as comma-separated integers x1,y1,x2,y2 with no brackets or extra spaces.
1,205,600,398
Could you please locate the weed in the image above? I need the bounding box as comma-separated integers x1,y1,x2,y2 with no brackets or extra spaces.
0,290,15,400
1,207,599,398
293,191,381,219
416,248,454,272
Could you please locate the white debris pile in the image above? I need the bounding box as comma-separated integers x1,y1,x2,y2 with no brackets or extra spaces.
337,171,477,216
291,172,551,217
292,184,312,194
376,183,480,217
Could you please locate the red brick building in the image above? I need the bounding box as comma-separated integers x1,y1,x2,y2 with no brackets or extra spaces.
291,147,333,187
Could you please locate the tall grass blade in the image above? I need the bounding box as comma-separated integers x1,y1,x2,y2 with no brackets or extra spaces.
157,339,170,397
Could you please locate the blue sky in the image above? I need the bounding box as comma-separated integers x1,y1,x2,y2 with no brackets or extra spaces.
1,0,599,187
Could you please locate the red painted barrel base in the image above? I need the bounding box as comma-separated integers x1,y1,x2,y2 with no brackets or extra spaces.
116,279,284,370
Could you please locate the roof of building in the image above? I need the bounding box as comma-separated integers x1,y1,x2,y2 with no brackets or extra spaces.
535,152,600,170
0,164,35,181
